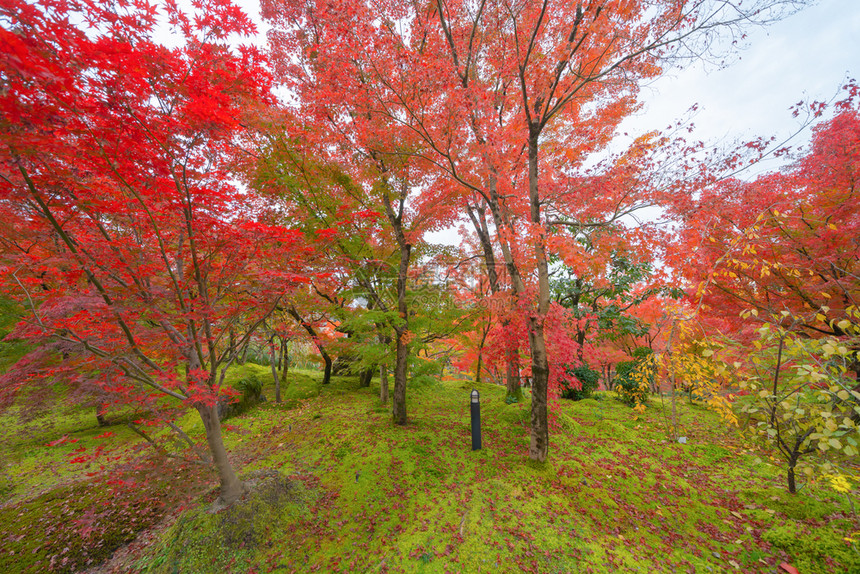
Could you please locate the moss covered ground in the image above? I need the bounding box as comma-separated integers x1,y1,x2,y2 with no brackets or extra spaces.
0,367,858,573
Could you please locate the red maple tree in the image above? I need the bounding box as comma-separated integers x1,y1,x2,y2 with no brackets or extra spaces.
674,82,860,381
264,0,801,461
0,0,309,504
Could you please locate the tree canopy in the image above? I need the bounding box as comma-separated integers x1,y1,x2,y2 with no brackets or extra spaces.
2,0,856,503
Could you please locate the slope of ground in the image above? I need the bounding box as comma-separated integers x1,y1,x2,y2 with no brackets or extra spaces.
1,368,857,573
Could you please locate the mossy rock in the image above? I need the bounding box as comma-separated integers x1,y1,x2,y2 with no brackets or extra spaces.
497,401,530,427
140,470,308,573
763,521,860,573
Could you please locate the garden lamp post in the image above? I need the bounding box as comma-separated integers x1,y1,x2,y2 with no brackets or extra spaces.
470,389,481,451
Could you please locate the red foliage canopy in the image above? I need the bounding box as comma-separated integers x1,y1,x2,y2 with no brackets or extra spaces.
0,0,313,501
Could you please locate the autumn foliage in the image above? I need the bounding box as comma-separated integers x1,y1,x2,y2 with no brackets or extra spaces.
0,0,856,514
0,0,312,504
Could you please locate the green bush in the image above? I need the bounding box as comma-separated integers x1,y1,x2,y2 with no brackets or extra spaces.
235,374,264,400
219,373,266,420
613,350,653,406
560,364,600,401
614,374,649,406
615,360,637,379
630,346,653,360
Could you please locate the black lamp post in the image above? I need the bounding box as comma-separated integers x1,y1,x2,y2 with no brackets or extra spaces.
470,389,481,451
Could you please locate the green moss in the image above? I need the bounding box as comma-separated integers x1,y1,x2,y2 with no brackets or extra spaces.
764,521,860,573
742,487,843,521
4,363,860,574
128,375,857,573
137,471,310,574
0,480,167,574
497,400,530,428
690,444,733,465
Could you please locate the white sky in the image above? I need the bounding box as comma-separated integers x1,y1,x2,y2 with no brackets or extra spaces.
620,0,860,154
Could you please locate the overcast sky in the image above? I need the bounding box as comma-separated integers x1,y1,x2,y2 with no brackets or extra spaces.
230,0,859,242
619,0,860,154
244,0,858,143
239,0,858,153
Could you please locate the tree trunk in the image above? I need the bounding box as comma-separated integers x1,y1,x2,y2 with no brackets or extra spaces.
391,237,411,425
239,338,250,365
197,402,245,505
467,196,522,401
526,128,551,462
576,329,586,362
393,327,409,424
269,340,281,403
96,403,108,427
505,339,522,402
321,349,332,385
787,462,797,494
380,364,389,403
288,307,332,385
280,339,289,387
381,180,412,426
359,368,373,387
391,240,411,425
527,320,550,461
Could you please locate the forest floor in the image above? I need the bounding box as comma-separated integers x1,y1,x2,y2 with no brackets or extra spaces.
0,366,858,573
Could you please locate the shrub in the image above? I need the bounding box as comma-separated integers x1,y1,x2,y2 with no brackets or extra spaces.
560,364,600,401
613,351,653,406
235,374,264,400
631,346,653,360
218,373,266,420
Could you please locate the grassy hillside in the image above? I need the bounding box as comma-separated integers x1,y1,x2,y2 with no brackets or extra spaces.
0,367,858,573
